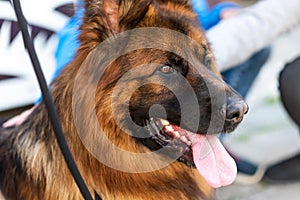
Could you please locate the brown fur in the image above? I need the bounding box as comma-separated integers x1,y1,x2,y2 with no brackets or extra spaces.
0,0,246,199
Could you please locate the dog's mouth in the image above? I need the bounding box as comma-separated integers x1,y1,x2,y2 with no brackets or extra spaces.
146,118,237,188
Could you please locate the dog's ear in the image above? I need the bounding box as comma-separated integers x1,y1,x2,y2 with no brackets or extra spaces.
83,0,152,34
156,0,191,5
83,0,120,33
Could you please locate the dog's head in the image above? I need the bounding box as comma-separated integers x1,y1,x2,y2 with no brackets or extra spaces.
73,0,248,188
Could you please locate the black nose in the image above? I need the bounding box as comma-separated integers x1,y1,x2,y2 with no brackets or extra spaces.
226,100,248,123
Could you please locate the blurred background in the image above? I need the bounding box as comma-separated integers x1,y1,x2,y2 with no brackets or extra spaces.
215,0,300,199
217,17,300,200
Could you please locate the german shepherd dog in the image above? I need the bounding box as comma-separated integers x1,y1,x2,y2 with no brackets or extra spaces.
0,0,248,199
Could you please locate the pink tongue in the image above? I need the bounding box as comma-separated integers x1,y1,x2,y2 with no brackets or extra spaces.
191,134,237,188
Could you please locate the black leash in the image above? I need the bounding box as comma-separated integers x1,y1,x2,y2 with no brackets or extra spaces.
10,1,100,199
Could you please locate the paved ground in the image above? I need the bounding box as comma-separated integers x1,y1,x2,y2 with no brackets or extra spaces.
214,24,300,200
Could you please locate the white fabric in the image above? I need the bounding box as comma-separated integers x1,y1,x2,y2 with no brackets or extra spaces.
206,0,300,71
0,0,71,111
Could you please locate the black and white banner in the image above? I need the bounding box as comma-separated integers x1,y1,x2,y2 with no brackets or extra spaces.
0,0,74,111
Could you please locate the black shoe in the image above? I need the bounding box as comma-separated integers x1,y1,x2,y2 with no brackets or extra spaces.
263,153,300,184
235,157,258,175
225,147,268,184
225,147,258,175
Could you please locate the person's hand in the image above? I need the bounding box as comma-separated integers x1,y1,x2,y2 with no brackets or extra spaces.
220,8,240,19
2,105,37,128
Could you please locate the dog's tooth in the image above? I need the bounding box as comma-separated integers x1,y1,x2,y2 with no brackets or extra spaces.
174,131,180,138
180,136,190,144
180,136,188,143
160,119,170,126
165,126,174,132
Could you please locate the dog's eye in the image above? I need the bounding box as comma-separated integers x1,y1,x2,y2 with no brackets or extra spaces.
159,65,175,74
205,55,212,69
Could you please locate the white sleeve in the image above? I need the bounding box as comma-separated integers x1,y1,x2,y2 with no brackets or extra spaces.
206,0,300,71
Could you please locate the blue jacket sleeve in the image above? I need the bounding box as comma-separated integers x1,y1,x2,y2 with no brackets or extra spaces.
35,5,84,104
54,7,84,79
192,0,240,30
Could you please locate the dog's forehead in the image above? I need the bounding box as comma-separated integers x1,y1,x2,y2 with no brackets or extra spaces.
148,2,210,53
